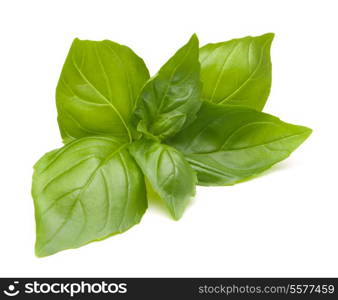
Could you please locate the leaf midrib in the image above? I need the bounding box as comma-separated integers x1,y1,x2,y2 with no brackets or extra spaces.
186,131,309,155
38,142,129,252
218,38,271,105
72,58,132,142
157,39,195,114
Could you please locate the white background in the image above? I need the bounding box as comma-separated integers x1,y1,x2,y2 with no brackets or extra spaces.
0,0,337,277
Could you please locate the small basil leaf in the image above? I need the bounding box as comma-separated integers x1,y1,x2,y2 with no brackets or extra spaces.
56,39,150,143
129,139,196,220
32,137,147,257
200,33,274,111
167,102,311,186
133,34,201,140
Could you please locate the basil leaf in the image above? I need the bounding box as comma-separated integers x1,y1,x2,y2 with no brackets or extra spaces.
167,102,311,186
200,33,274,111
56,39,150,143
129,139,196,220
32,137,147,257
133,34,201,140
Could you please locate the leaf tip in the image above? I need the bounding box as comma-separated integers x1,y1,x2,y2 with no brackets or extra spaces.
190,33,198,39
262,32,275,42
302,126,313,140
188,33,199,46
72,37,81,44
170,210,183,221
34,243,47,258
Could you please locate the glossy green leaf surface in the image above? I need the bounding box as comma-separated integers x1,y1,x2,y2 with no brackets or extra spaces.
129,139,196,220
56,39,150,143
32,34,312,257
32,137,147,257
200,33,274,110
133,34,201,140
168,102,312,186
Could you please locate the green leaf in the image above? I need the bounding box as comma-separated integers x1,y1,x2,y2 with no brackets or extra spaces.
167,102,312,186
133,34,201,140
56,39,150,144
32,137,147,257
200,33,274,111
129,139,196,220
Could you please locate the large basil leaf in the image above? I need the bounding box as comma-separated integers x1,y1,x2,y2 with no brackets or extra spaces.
133,34,201,140
167,102,311,186
32,137,147,257
56,39,150,143
129,139,196,220
200,33,274,111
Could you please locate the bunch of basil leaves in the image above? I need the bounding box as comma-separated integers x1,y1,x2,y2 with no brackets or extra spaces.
32,33,311,257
